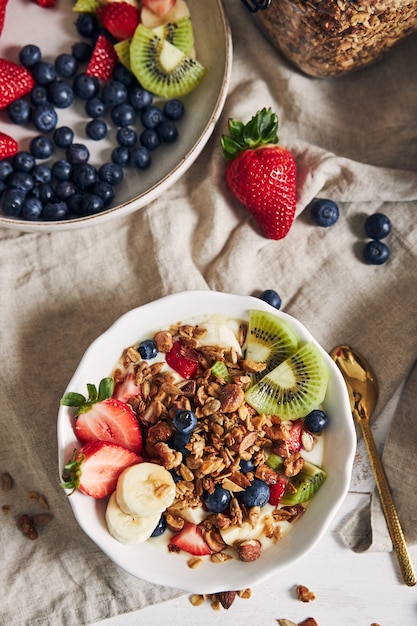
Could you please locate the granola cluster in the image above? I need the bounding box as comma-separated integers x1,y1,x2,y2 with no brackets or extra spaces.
112,319,314,562
257,0,417,77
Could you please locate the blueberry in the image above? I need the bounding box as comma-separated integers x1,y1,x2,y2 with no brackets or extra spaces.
112,63,136,86
310,198,339,227
8,171,35,193
111,103,136,127
111,146,130,167
141,105,163,129
32,104,58,132
8,99,32,125
85,96,106,119
91,181,115,207
52,160,73,181
163,99,184,121
151,513,167,538
173,410,197,435
53,126,74,148
203,484,231,513
0,161,13,180
31,61,57,85
102,80,127,105
128,85,153,110
32,163,52,184
239,459,255,474
30,135,54,160
75,12,99,38
137,339,158,359
48,80,74,108
363,240,390,265
364,213,391,240
43,200,69,220
140,128,160,151
258,289,282,310
68,192,104,216
19,44,42,68
31,85,48,106
158,121,178,143
33,182,55,204
73,73,99,99
171,432,191,456
116,126,137,147
55,180,77,201
2,188,26,216
13,151,35,172
71,41,92,63
304,409,329,434
66,143,90,165
55,53,78,78
86,118,108,141
22,196,43,221
72,163,98,190
130,146,151,170
98,162,124,186
238,478,270,508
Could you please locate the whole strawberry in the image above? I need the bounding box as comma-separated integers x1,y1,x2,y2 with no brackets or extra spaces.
221,108,296,240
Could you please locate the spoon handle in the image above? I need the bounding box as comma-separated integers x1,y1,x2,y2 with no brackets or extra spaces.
359,418,416,587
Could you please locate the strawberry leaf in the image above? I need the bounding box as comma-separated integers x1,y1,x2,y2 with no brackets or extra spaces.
98,377,114,401
60,377,114,414
61,392,87,407
221,107,279,159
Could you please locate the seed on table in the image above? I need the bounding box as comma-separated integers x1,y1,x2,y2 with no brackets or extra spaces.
18,513,38,540
1,471,13,491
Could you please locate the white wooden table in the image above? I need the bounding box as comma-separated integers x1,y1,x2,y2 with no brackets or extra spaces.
97,388,417,626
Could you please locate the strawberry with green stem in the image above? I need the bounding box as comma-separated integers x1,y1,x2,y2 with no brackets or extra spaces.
221,107,296,240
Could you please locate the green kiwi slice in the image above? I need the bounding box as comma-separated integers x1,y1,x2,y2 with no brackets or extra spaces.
244,342,330,420
152,17,195,56
281,460,327,505
130,24,205,99
245,310,299,384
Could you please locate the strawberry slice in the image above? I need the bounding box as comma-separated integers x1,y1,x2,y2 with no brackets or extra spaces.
268,475,289,506
34,0,56,7
75,397,143,454
113,372,141,405
0,58,35,109
170,523,212,556
165,339,200,379
0,131,18,160
141,0,176,18
97,2,141,41
86,34,118,80
62,441,142,498
0,0,9,36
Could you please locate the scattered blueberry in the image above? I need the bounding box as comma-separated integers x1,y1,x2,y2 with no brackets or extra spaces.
53,126,74,148
33,182,54,204
75,12,99,39
171,431,191,456
173,410,197,435
32,164,52,184
31,85,48,106
86,118,108,141
98,162,124,186
363,240,390,265
66,143,90,165
73,73,99,100
8,99,32,125
304,409,329,434
2,188,26,216
48,80,74,108
163,99,184,121
13,151,36,172
43,200,69,220
203,484,231,513
32,103,58,132
151,513,167,538
141,105,164,129
30,135,54,160
102,80,127,106
137,339,158,360
111,103,136,127
240,459,255,474
310,198,340,227
52,159,73,181
54,53,78,79
0,161,13,180
8,171,35,193
258,289,282,309
85,96,106,119
22,197,43,221
71,41,92,63
71,163,98,190
111,146,130,167
91,181,115,207
116,126,137,147
31,60,58,85
238,478,270,508
140,128,160,151
55,180,77,201
19,44,42,68
128,85,153,110
68,192,104,216
364,213,391,240
112,63,135,87
130,146,151,170
158,121,178,143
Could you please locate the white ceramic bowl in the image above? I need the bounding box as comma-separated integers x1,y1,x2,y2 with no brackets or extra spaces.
57,291,356,594
0,0,232,232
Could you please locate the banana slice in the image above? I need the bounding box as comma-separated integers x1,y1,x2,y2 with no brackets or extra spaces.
106,492,161,544
197,316,242,356
116,462,176,517
220,521,256,547
141,0,190,29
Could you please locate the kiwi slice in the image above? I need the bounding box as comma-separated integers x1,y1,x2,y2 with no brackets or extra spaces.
210,360,231,383
152,17,195,56
130,24,205,99
114,39,132,71
281,460,327,505
244,342,330,420
245,310,299,384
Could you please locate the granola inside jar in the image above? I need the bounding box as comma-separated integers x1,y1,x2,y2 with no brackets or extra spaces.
245,0,417,77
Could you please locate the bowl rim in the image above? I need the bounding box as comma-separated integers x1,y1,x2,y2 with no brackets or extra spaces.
57,290,357,593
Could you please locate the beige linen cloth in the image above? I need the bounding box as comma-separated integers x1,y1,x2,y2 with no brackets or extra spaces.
1,2,417,624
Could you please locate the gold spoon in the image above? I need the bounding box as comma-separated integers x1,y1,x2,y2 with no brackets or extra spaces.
330,344,416,587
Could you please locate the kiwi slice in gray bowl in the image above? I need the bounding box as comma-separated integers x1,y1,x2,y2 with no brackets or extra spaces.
152,16,195,56
244,341,330,420
245,310,299,383
130,24,206,99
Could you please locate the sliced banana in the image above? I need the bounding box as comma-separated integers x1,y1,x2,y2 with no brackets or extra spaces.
116,462,176,517
106,492,161,544
220,521,256,547
197,316,243,356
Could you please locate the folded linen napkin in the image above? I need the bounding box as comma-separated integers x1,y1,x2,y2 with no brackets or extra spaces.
1,1,417,625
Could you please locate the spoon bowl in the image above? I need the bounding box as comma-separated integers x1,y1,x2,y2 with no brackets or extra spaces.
330,345,416,587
